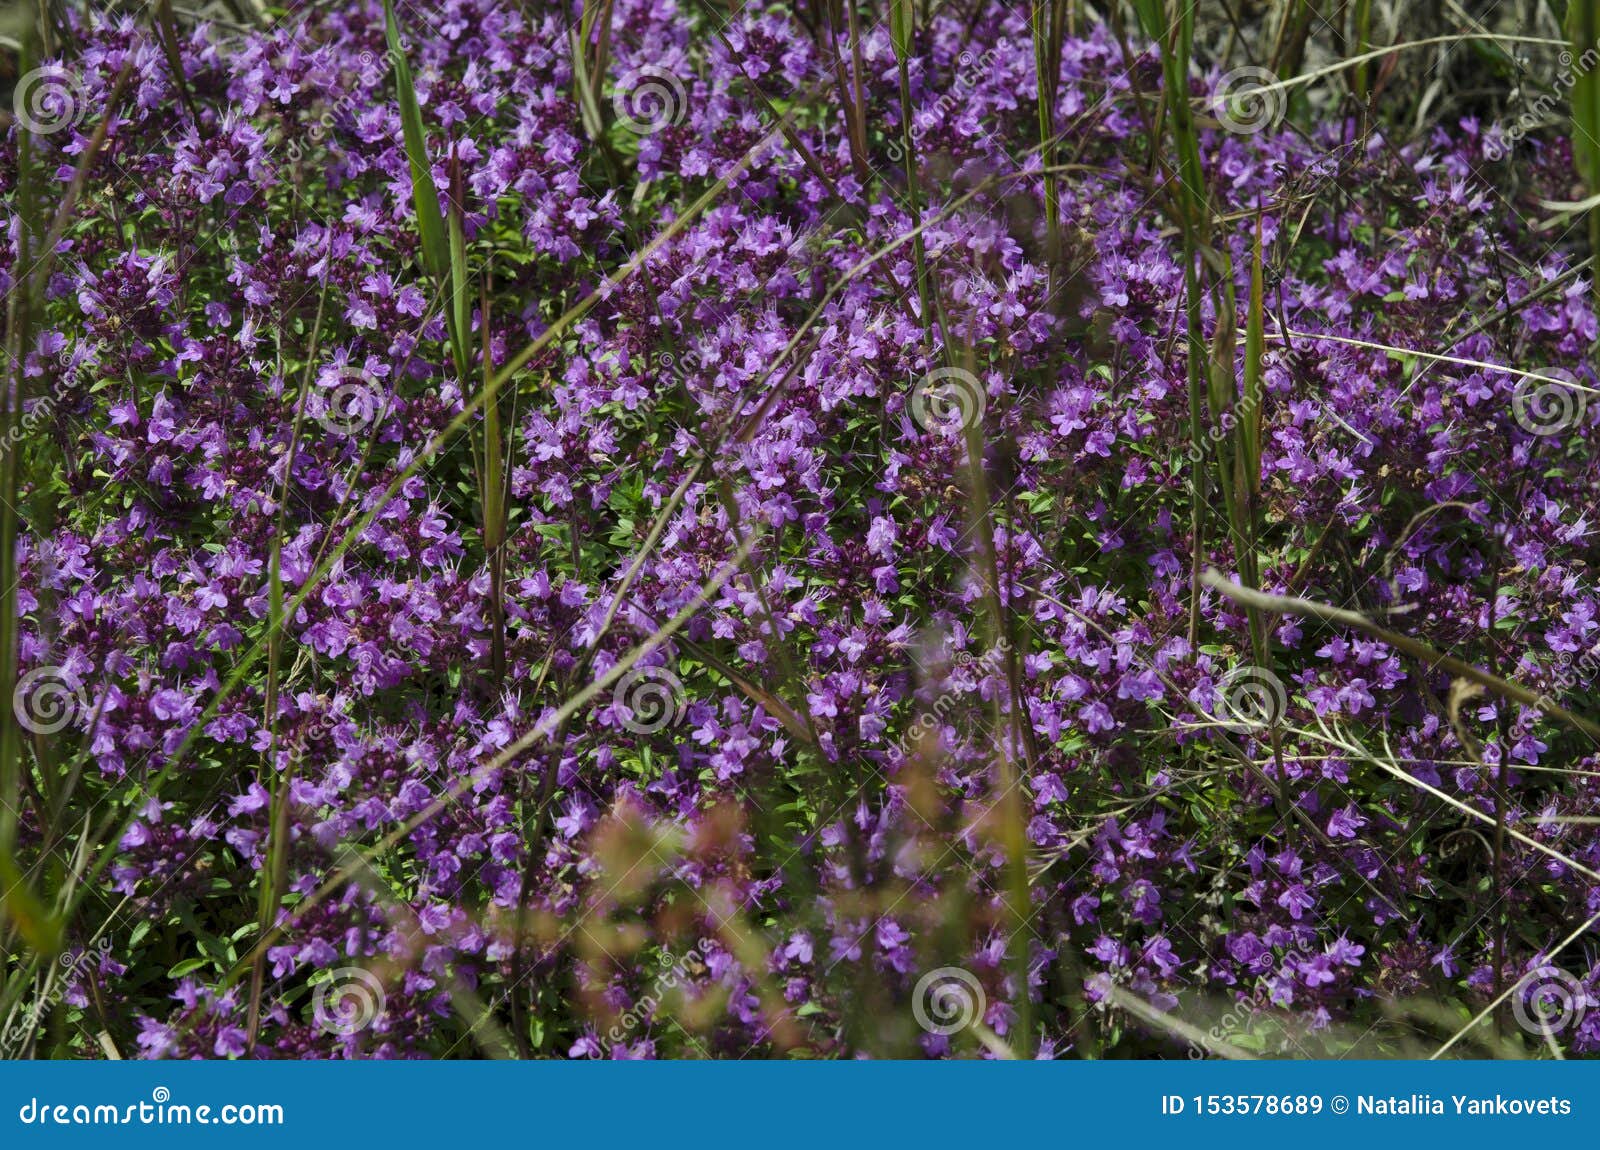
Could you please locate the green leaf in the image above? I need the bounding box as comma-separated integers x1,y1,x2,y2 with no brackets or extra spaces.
1570,5,1600,185
383,0,449,283
0,853,61,958
1131,0,1164,41
446,165,471,379
890,0,914,58
1239,216,1265,500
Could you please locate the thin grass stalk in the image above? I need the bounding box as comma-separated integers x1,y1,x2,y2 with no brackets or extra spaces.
481,275,508,683
1229,218,1295,839
1137,0,1211,651
389,3,498,692
959,376,1033,1059
1569,2,1600,321
0,23,62,963
891,0,933,339
246,258,334,1049
446,156,472,381
584,0,617,111
152,0,199,125
844,0,870,173
383,0,448,280
569,25,608,143
1269,0,1317,78
1350,0,1372,102
1235,219,1266,659
383,0,468,376
1201,572,1600,741
1031,0,1059,253
818,0,871,181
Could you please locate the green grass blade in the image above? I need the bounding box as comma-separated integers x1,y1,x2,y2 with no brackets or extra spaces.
1240,217,1265,502
447,160,472,379
1350,0,1372,101
1,25,59,964
1235,219,1267,662
383,0,449,283
890,0,912,55
1568,2,1600,310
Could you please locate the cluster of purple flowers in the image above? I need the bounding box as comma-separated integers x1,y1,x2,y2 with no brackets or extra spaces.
5,0,1600,1059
